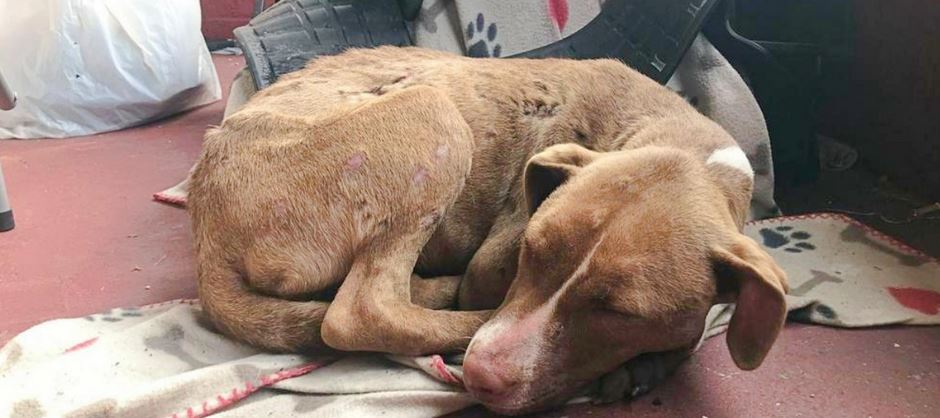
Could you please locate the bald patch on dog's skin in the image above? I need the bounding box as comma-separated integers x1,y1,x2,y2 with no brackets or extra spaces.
706,146,753,178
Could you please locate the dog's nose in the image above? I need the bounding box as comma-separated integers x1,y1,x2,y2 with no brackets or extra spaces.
462,354,518,399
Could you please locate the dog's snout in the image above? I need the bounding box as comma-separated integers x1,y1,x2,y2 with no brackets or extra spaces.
463,352,519,400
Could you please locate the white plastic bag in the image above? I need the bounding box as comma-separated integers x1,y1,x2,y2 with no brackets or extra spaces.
0,0,221,138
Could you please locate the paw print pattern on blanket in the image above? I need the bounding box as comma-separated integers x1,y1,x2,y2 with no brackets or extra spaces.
11,399,44,417
759,225,816,253
144,325,211,369
466,13,501,58
789,303,838,322
83,307,144,322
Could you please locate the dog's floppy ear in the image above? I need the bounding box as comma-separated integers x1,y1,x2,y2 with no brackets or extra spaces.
711,234,789,370
524,143,599,215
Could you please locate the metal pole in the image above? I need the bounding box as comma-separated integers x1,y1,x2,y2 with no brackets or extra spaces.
0,70,15,110
0,162,13,232
0,69,16,231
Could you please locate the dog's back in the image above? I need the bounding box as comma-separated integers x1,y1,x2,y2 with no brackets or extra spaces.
189,77,474,351
189,46,741,353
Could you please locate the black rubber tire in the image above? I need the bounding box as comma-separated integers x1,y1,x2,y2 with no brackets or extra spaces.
397,0,424,21
236,0,720,88
512,0,721,84
235,0,415,90
703,0,819,186
0,210,13,232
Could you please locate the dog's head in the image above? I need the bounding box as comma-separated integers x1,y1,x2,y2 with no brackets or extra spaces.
462,143,788,414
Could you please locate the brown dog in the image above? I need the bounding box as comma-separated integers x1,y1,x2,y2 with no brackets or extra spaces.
188,47,788,414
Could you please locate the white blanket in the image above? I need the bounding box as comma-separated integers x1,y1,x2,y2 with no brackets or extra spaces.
3,214,937,417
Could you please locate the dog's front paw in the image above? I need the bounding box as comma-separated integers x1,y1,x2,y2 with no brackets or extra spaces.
595,350,690,404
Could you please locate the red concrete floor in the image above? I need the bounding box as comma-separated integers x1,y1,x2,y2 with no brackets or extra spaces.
450,324,940,418
1,56,938,417
200,0,276,42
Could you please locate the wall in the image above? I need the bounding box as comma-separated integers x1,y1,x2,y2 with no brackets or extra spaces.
821,1,940,200
201,0,277,41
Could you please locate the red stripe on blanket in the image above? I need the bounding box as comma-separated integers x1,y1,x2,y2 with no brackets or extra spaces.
153,192,188,207
547,0,569,32
64,337,99,353
430,354,461,385
169,361,329,418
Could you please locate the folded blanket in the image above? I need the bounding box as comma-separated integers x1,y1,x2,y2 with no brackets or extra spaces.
2,213,936,417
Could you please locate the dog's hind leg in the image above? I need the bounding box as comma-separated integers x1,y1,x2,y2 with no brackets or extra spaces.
315,84,491,355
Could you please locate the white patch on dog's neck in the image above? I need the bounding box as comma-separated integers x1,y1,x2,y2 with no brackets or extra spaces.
706,146,753,179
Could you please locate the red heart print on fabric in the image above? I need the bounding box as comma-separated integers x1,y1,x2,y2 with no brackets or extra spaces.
887,287,940,315
547,0,569,32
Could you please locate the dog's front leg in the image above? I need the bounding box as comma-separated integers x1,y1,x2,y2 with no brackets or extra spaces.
458,210,527,310
321,233,491,355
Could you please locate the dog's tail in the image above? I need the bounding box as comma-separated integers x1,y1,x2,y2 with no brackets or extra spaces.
197,260,330,353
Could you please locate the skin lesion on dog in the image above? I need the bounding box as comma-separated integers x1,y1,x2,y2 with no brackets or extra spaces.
521,99,559,118
366,75,411,97
419,209,443,229
533,80,550,93
412,166,430,186
344,152,367,172
435,144,449,160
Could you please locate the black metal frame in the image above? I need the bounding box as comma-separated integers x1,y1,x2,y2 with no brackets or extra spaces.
703,0,819,186
0,69,15,232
